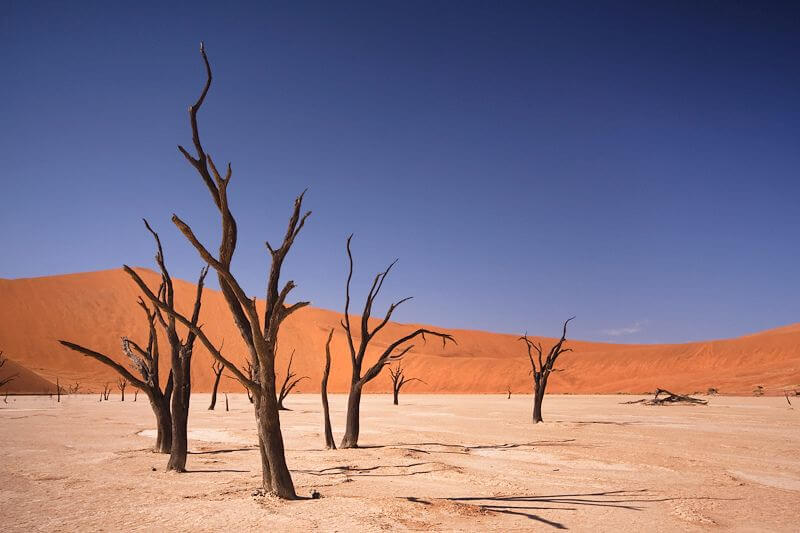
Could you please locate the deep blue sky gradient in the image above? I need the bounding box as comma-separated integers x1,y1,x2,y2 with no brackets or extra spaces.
1,1,798,343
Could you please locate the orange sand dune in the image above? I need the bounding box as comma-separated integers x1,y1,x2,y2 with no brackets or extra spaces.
0,269,798,395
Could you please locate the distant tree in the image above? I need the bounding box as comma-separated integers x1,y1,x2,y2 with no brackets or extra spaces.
339,235,455,448
506,384,512,399
277,350,308,410
518,317,575,423
320,329,336,449
388,361,425,405
117,377,127,401
102,382,111,401
134,389,139,402
753,385,765,397
0,351,18,390
208,360,224,410
56,377,63,402
60,297,175,453
68,382,81,394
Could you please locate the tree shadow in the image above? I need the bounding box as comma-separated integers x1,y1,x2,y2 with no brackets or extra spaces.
556,420,640,426
184,468,250,473
188,446,258,455
360,439,577,455
428,490,739,529
295,462,440,477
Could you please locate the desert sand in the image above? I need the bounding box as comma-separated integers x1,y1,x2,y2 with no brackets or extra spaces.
1,269,799,396
1,393,798,531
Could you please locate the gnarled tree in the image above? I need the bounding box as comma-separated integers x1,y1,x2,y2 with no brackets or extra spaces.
518,317,575,423
340,235,455,448
60,296,174,453
388,361,425,405
141,220,209,472
277,350,308,410
208,360,224,410
125,43,310,499
321,329,336,449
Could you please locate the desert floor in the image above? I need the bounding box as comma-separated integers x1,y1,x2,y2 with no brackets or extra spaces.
1,394,798,532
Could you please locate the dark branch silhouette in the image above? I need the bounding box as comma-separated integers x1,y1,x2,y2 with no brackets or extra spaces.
127,43,310,498
321,329,336,449
339,235,455,448
389,361,426,405
277,350,308,410
518,317,575,423
117,377,127,401
59,296,175,452
208,360,225,410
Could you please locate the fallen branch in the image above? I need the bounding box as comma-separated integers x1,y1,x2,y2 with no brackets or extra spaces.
623,388,707,406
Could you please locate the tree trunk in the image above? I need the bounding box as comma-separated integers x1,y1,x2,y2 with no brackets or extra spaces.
208,369,222,410
151,394,172,454
532,381,544,424
321,370,335,450
392,387,399,405
167,358,191,472
254,390,296,498
341,381,363,448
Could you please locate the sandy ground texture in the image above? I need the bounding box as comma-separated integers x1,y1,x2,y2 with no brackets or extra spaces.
1,393,798,532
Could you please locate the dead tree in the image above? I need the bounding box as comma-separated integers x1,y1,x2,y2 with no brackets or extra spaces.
208,360,224,410
340,235,455,448
506,385,512,399
117,378,127,401
518,317,575,424
624,389,708,406
127,220,208,472
56,377,62,402
102,382,111,401
225,363,255,403
68,382,81,394
0,352,18,390
134,389,139,402
321,329,336,449
277,350,308,410
389,361,425,405
125,43,310,498
59,296,175,453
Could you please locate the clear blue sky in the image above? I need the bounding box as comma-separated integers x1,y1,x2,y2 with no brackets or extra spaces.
2,1,798,343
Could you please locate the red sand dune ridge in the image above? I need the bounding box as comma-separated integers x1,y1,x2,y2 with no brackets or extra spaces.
0,268,798,395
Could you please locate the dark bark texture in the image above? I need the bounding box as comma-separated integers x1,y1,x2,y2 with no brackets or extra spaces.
125,43,310,499
519,317,575,423
339,235,455,448
321,329,336,449
277,350,308,410
389,361,424,406
208,360,224,410
59,297,175,453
